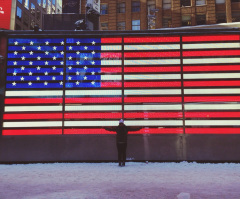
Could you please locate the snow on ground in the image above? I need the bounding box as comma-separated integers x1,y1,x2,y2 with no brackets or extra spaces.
0,162,240,199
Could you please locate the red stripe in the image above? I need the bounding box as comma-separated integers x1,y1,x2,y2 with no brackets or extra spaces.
101,67,122,73
101,82,122,87
124,81,181,88
185,112,240,118
65,97,122,104
2,129,62,135
182,35,240,42
183,65,240,72
4,98,63,104
125,112,183,118
124,51,180,58
184,81,240,87
64,128,115,134
185,96,240,102
185,128,240,134
124,97,182,103
101,52,122,58
183,50,240,57
3,113,63,120
124,66,181,73
64,112,122,119
101,37,122,43
124,36,180,43
130,128,183,134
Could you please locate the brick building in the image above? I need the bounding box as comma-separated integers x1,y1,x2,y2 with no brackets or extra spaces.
80,0,240,30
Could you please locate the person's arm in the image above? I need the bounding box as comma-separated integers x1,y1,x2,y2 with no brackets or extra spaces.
103,126,117,132
127,126,143,131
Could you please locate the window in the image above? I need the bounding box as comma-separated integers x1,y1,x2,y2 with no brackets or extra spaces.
181,0,191,6
18,0,22,3
182,15,191,26
52,0,55,5
132,19,140,30
38,0,42,6
132,1,140,12
163,0,171,9
24,0,29,9
36,8,41,20
16,7,22,21
196,14,206,25
232,0,240,2
101,23,108,30
117,21,126,30
43,0,47,9
163,17,172,28
216,12,226,23
216,0,225,3
31,3,35,16
117,2,125,13
232,11,240,22
196,0,205,5
147,0,155,11
100,4,108,15
15,24,22,30
47,0,51,14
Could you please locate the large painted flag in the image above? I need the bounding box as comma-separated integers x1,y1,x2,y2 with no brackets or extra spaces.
3,38,65,135
182,34,240,134
64,37,123,134
123,36,183,134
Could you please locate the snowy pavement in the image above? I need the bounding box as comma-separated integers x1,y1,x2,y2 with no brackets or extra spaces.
1,162,240,199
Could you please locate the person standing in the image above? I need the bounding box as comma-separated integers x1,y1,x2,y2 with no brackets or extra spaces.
104,119,142,167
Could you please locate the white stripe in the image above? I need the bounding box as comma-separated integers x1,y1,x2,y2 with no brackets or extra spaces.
125,89,181,95
124,44,180,50
101,60,122,65
3,121,62,128
125,59,180,65
125,104,182,111
125,120,183,126
65,105,122,111
185,120,240,126
184,73,240,79
65,90,122,96
125,74,181,80
101,75,122,81
184,88,240,95
101,45,122,51
65,121,119,127
5,106,62,112
5,90,63,97
183,58,240,64
183,43,240,49
185,104,240,110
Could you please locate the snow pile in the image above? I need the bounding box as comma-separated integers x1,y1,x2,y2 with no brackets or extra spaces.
0,162,240,199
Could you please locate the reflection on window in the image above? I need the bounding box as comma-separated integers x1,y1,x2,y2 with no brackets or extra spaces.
181,0,191,6
216,0,225,3
43,0,47,9
38,0,41,6
132,19,140,30
196,14,206,25
132,1,140,12
24,0,29,9
216,12,226,23
196,0,206,5
100,4,108,15
16,7,22,21
117,21,126,30
101,23,108,30
163,17,172,27
18,0,22,3
31,3,35,16
47,0,51,14
52,0,55,5
163,0,171,9
117,2,125,13
182,15,191,26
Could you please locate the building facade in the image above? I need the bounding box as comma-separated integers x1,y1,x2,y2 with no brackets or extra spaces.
80,0,240,30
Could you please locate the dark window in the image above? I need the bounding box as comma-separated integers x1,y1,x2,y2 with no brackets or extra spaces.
232,11,240,22
182,15,191,26
132,19,140,30
117,21,126,30
181,0,191,6
23,13,29,27
31,3,35,16
216,12,226,23
100,4,108,15
232,0,240,2
15,24,22,30
16,7,22,21
163,0,171,9
132,1,140,12
101,23,108,30
196,14,206,25
117,2,125,13
163,17,172,28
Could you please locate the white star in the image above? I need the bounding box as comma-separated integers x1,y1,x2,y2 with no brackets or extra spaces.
53,46,57,50
52,76,56,80
45,41,49,45
30,41,34,45
91,71,95,75
36,77,40,81
68,56,72,60
91,61,95,65
84,56,88,60
84,76,87,80
61,41,64,45
84,66,88,70
21,56,25,60
92,51,95,55
92,41,96,45
14,41,18,45
60,71,63,75
37,46,41,50
29,51,34,55
60,61,64,65
29,61,33,65
60,81,63,85
76,81,80,85
45,71,48,75
84,46,88,50
44,81,48,85
12,82,17,86
20,77,24,81
13,61,17,65
52,66,56,70
68,66,72,70
68,46,73,50
68,76,72,80
61,51,64,55
22,46,26,50
76,41,81,45
76,71,80,75
37,66,41,70
21,66,25,70
45,51,49,55
29,72,33,76
14,51,18,55
37,56,41,60
28,82,32,86
76,51,80,54
45,61,49,65
76,61,80,65
91,81,95,85
53,56,57,60
13,72,17,76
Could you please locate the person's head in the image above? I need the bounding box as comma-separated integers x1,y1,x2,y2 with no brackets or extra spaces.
119,119,124,126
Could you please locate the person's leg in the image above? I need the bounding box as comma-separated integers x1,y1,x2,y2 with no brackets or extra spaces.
122,143,127,166
117,143,122,166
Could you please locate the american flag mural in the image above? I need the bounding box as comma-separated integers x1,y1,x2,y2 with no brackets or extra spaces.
2,34,240,135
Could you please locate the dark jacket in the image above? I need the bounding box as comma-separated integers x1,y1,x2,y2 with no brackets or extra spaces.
105,124,141,144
